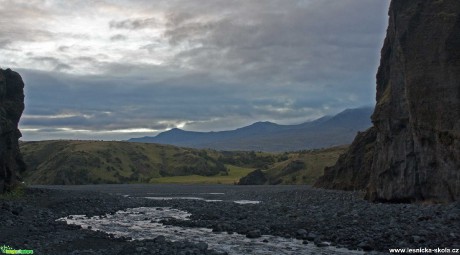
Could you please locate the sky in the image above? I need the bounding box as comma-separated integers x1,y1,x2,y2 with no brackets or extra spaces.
0,0,390,141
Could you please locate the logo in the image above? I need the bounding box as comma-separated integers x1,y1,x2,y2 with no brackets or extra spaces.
0,246,12,254
0,245,33,254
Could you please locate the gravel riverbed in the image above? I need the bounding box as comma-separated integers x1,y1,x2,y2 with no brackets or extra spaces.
0,185,459,254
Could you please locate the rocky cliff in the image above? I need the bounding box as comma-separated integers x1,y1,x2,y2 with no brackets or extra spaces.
315,0,460,203
315,128,376,191
0,68,26,193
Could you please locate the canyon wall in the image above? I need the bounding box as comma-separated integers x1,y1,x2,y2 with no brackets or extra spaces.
315,0,460,203
0,68,26,193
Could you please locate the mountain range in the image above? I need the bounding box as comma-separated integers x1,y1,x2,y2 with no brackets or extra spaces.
129,106,373,152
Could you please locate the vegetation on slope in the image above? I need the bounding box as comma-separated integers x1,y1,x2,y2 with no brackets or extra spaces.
263,145,348,184
20,140,228,185
19,140,347,185
149,165,255,184
237,146,348,185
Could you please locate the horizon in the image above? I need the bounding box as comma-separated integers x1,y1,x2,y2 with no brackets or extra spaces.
19,105,373,142
1,0,390,141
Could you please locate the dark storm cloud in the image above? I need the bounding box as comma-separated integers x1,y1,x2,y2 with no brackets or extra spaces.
22,115,93,127
161,0,388,88
18,63,371,138
19,68,245,129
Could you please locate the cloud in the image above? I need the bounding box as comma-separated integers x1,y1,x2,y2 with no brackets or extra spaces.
109,18,159,30
31,57,73,71
161,0,388,86
0,39,12,48
18,63,373,140
58,45,70,52
2,0,390,140
110,34,127,41
0,1,55,44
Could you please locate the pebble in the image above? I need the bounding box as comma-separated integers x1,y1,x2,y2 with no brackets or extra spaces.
0,186,458,254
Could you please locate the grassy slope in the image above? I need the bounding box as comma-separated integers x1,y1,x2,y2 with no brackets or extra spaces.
149,165,255,184
19,140,347,185
20,140,231,185
262,145,348,184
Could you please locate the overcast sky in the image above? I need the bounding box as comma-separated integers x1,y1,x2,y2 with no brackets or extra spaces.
0,0,390,141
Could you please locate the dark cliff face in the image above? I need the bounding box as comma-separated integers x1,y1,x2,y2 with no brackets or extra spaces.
368,0,460,202
315,0,460,203
0,68,26,193
314,127,376,191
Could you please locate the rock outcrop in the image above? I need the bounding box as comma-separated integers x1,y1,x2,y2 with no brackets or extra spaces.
238,169,268,185
315,0,460,203
315,128,376,191
0,68,26,193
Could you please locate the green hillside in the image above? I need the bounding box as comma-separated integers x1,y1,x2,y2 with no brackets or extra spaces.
20,140,230,185
263,145,348,184
149,165,255,184
237,146,348,185
19,140,347,185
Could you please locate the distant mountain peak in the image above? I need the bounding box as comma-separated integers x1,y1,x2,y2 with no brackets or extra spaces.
249,121,277,126
154,127,189,139
235,121,280,132
340,106,373,112
168,127,184,132
128,107,373,152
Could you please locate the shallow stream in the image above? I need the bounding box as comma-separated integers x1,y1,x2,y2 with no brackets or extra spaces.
59,205,364,255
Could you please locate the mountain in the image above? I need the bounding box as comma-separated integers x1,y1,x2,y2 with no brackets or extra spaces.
129,106,373,152
315,0,460,203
